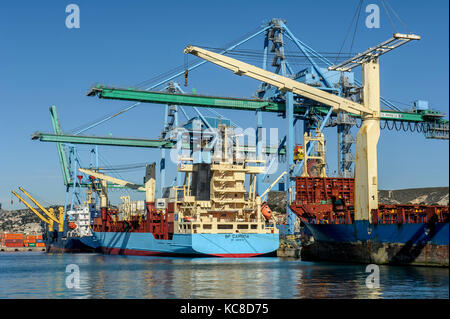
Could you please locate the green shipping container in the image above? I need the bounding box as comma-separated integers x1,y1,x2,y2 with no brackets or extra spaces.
28,243,36,247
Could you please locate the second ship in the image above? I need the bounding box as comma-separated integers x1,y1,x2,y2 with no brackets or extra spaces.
80,125,280,257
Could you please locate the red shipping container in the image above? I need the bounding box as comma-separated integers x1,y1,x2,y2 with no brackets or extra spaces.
4,239,24,243
4,243,24,247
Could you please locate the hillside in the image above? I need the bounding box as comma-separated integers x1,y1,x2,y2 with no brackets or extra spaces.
0,206,62,234
378,187,448,206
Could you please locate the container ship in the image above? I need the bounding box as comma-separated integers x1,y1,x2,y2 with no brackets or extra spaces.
42,205,101,253
85,125,279,257
290,176,449,266
10,188,100,253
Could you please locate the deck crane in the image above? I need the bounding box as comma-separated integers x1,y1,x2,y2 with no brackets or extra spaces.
79,164,156,203
79,165,156,225
17,187,60,224
11,189,64,232
184,32,420,222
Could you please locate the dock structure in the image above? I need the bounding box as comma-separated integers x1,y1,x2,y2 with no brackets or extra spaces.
0,246,46,252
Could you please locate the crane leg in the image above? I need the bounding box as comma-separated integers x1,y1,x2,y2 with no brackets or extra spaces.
355,58,380,222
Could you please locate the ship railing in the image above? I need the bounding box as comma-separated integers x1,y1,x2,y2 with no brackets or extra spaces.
371,205,449,225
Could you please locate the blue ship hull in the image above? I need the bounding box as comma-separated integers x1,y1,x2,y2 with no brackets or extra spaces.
45,235,101,253
93,232,280,257
305,220,448,245
301,221,449,266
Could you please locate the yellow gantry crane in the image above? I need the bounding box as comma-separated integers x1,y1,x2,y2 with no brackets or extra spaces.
184,33,420,222
11,188,64,232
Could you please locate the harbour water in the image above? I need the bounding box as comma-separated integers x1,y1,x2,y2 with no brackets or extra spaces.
0,252,448,299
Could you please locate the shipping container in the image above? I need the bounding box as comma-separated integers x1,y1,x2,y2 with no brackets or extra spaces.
4,243,24,247
36,243,45,247
4,239,24,243
4,233,24,240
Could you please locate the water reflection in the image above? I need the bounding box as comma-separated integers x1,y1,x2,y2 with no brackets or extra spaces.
0,253,448,299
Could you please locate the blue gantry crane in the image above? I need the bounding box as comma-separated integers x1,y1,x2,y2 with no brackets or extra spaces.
33,17,448,235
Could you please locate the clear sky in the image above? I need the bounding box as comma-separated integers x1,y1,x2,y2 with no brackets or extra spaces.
0,0,448,210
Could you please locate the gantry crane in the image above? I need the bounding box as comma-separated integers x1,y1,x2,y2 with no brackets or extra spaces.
184,32,420,222
32,18,446,234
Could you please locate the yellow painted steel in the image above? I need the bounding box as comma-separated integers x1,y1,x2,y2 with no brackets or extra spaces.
293,146,304,163
58,207,64,232
18,187,60,223
302,130,327,178
11,190,50,224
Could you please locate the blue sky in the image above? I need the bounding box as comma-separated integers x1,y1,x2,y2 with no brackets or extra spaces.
0,0,448,209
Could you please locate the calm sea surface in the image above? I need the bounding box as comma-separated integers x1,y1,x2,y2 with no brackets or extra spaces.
0,252,448,299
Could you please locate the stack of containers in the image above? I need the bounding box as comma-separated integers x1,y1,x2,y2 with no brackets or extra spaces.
27,235,36,247
36,235,45,247
3,233,24,247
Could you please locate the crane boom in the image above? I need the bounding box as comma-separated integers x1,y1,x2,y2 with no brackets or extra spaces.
183,45,373,116
78,168,145,191
49,106,71,186
329,33,421,72
260,171,287,200
18,187,60,223
11,190,50,224
185,37,419,222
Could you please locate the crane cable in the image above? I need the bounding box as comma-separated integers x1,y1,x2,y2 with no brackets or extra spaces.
68,26,265,135
380,0,412,34
349,0,364,54
335,0,364,64
380,0,398,33
382,0,412,33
